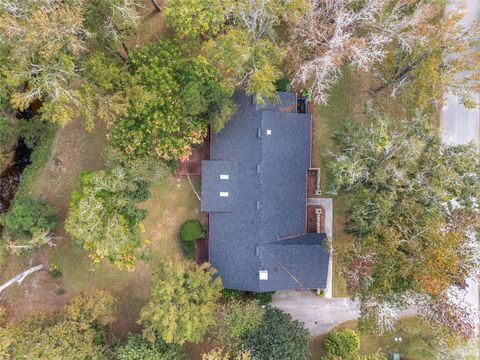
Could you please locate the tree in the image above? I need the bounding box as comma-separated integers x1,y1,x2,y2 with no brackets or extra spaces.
139,261,223,345
0,291,115,359
116,334,184,360
203,0,303,104
65,159,155,270
331,110,480,338
290,0,435,104
213,299,264,353
324,329,360,358
165,0,233,39
372,6,480,109
202,348,251,360
242,307,309,360
0,0,89,124
0,197,58,255
109,40,234,159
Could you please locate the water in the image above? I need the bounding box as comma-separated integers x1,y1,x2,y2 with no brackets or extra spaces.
0,139,32,213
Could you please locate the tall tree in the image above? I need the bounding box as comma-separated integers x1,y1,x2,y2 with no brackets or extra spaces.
330,110,480,338
116,334,185,360
0,0,89,123
65,157,158,270
242,307,310,360
165,0,233,39
0,291,115,359
373,6,480,109
109,40,234,159
139,261,222,345
289,0,435,104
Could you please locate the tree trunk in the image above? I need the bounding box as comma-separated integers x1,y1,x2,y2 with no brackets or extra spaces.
0,264,43,298
151,0,162,12
370,49,433,97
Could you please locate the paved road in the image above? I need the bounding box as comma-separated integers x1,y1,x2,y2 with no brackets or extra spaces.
440,0,480,337
440,0,480,148
271,290,360,336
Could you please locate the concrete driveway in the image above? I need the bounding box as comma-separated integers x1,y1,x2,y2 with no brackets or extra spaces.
272,290,360,336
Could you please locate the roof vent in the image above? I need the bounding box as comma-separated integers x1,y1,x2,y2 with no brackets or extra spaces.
220,192,229,197
257,128,262,138
220,174,229,180
266,129,272,135
259,270,268,280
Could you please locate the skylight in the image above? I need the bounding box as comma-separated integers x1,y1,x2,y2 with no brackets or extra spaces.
220,192,229,197
220,174,229,180
266,129,272,135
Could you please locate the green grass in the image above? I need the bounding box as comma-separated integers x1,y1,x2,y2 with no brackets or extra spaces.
309,317,467,360
49,174,203,337
312,69,365,298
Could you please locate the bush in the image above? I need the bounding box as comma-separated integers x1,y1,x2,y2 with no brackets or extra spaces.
0,197,58,238
48,263,63,278
252,291,275,305
180,220,205,242
324,329,360,358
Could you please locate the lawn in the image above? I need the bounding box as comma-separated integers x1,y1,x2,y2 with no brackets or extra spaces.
312,68,407,297
0,112,203,337
308,316,462,360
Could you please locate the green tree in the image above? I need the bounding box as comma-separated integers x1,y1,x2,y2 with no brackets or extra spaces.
1,197,58,238
0,197,58,255
324,329,360,358
139,261,223,345
242,307,309,360
109,40,234,160
213,300,264,353
0,291,115,359
116,334,184,360
165,0,232,39
65,158,156,270
331,111,480,337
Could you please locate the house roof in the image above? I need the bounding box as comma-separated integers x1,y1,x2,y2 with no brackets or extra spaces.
201,91,330,292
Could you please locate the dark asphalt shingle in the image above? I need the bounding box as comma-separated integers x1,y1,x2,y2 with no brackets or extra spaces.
202,91,330,292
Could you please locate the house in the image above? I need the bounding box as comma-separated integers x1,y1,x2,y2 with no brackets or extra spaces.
201,91,331,292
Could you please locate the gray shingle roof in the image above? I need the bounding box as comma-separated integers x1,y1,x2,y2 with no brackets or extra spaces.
202,91,330,292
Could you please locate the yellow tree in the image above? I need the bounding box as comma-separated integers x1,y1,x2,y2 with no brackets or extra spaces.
139,261,223,345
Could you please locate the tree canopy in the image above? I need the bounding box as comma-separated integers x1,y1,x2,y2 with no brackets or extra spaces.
65,157,158,270
0,291,116,359
242,307,310,360
139,261,223,345
116,334,185,360
109,40,234,160
331,110,480,338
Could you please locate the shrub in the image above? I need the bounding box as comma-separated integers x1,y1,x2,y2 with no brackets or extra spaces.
324,329,360,358
252,291,275,305
48,263,63,278
180,220,205,242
